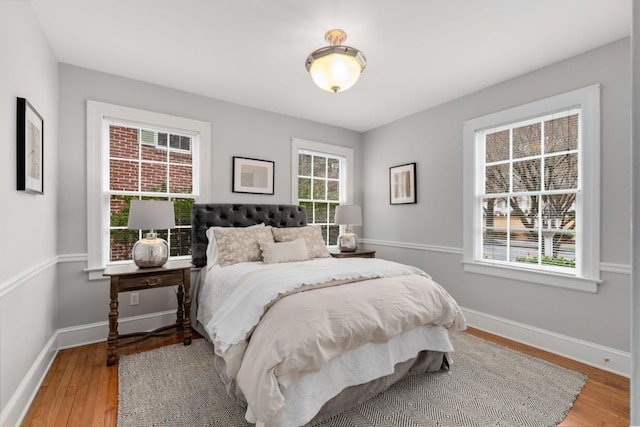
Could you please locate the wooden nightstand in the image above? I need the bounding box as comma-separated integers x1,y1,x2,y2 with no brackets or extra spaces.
103,259,192,366
330,249,376,259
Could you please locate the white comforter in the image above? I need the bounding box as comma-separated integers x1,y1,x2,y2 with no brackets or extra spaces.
197,257,466,426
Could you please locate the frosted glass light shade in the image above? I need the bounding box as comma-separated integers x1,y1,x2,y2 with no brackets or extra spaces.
308,50,365,93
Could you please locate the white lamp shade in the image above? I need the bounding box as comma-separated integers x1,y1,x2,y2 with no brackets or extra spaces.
127,200,176,230
334,205,362,226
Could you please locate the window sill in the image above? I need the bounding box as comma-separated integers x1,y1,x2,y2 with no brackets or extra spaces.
85,267,108,281
461,261,600,293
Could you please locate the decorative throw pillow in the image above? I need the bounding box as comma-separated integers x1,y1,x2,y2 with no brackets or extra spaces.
271,225,331,259
213,226,274,267
260,238,310,264
206,223,265,267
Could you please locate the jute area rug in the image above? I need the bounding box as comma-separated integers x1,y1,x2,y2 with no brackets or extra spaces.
118,332,586,426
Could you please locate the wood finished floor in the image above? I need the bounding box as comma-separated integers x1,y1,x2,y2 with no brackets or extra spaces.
21,327,629,426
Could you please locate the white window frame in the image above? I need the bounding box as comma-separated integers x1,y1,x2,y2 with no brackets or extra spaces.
291,138,354,246
86,101,212,280
462,85,601,292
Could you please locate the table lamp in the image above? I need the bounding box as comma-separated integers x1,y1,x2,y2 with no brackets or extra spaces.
334,205,362,252
127,200,175,268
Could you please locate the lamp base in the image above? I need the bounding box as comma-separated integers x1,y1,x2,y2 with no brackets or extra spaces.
132,233,169,268
338,232,358,252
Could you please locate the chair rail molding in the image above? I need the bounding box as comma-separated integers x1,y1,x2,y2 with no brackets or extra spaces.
0,255,58,298
359,239,630,275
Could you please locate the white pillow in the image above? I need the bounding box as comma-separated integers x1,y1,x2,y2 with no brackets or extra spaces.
271,225,331,258
260,238,310,264
206,223,265,267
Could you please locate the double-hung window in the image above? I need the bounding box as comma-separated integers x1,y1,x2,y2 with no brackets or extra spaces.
291,138,353,246
462,85,601,292
87,101,211,279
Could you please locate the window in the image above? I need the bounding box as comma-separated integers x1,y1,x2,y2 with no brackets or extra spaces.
87,101,211,279
108,123,194,262
291,138,353,245
462,85,600,292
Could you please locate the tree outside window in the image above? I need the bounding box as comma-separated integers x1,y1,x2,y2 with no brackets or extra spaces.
482,112,579,270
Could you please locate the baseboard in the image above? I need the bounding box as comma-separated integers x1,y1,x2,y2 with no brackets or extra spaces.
3,307,630,426
56,309,178,349
0,332,58,427
462,306,630,377
1,310,177,426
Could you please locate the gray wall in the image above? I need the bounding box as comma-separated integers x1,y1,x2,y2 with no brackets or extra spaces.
631,1,639,422
56,64,363,328
0,2,59,419
362,38,631,352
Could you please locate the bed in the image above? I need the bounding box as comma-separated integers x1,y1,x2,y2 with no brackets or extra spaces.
191,203,466,427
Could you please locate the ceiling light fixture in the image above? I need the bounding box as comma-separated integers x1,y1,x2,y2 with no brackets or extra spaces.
305,29,367,93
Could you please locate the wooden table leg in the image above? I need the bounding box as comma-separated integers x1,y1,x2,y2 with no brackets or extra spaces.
106,277,119,365
176,283,184,331
183,268,192,345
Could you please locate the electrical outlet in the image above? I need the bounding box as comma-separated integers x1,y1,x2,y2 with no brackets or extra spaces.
130,292,139,306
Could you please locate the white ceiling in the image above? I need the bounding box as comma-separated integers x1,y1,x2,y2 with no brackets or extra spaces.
30,0,630,132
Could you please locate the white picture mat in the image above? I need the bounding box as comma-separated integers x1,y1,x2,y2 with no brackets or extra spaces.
233,157,274,194
390,163,416,204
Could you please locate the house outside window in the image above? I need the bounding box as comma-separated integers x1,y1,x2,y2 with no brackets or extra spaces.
291,138,353,246
87,101,211,279
108,125,194,262
462,85,601,292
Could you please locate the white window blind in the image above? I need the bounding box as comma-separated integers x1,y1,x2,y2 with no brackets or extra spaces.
480,110,579,273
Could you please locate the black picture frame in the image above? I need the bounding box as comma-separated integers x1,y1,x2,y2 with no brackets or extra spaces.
17,97,44,194
232,156,275,195
389,162,416,205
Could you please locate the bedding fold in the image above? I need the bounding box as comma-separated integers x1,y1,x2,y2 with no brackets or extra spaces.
237,273,466,424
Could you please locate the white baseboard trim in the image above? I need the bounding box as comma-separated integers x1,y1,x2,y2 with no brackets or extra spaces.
463,306,630,377
1,310,177,427
57,309,178,349
0,331,58,427
2,304,630,426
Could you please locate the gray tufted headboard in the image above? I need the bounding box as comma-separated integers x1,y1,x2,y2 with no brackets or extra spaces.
191,203,308,267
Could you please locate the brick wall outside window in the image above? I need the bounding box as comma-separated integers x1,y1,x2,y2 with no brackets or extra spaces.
109,125,194,261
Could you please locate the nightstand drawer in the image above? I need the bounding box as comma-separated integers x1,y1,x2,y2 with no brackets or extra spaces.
118,270,184,291
330,249,376,259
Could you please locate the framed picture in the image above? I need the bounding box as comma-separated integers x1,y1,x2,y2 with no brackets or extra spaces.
389,162,416,205
17,97,44,194
232,156,274,194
